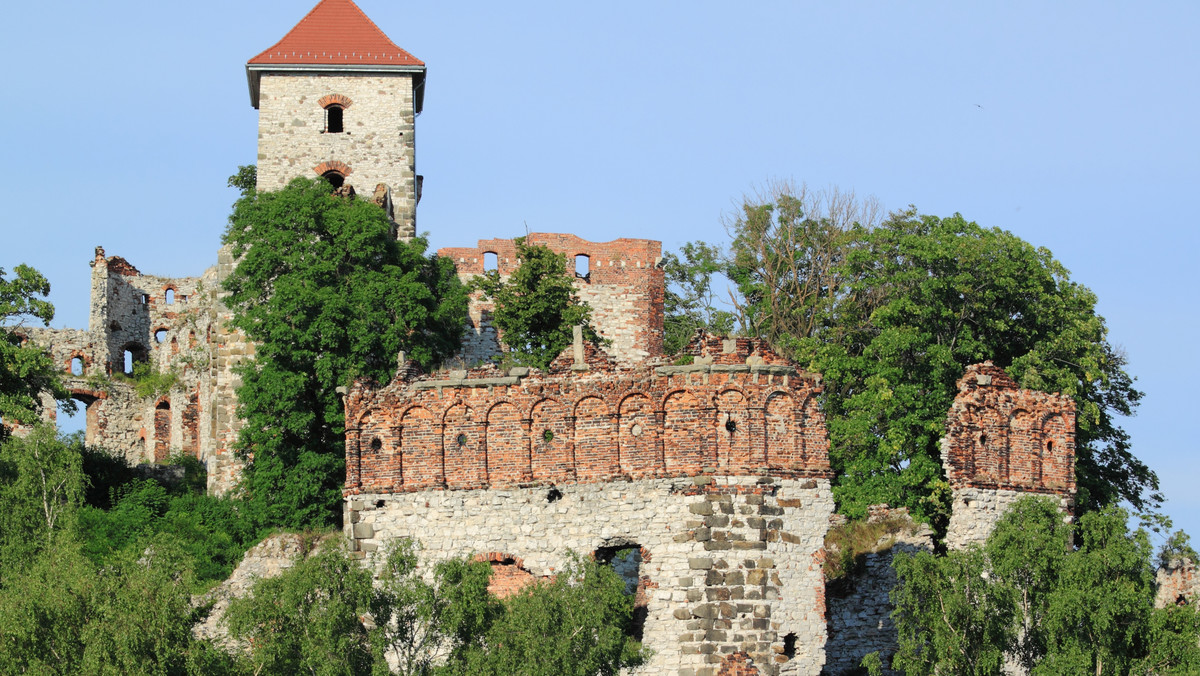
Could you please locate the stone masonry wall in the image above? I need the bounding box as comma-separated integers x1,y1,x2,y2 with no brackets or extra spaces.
255,73,419,238
27,246,243,493
823,507,934,676
347,476,834,676
941,362,1077,550
1155,558,1200,609
344,335,834,674
439,234,665,366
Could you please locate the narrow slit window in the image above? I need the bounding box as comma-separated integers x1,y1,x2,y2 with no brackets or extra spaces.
123,350,134,375
326,105,344,133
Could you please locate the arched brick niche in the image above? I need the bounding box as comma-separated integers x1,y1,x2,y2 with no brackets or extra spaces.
942,362,1076,495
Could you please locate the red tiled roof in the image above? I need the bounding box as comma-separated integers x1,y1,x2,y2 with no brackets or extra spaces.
248,0,423,67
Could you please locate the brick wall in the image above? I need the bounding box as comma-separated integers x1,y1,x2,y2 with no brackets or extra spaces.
439,233,665,366
942,362,1077,549
344,336,830,495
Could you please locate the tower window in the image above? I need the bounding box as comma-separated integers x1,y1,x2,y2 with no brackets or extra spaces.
323,171,345,189
325,105,344,133
165,288,175,305
575,254,590,279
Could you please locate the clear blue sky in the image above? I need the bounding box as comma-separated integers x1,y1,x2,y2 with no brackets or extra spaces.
3,2,1197,542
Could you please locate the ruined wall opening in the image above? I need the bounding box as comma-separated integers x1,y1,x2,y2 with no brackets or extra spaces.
164,288,175,305
323,171,345,189
574,254,590,280
70,356,84,376
154,328,168,344
154,400,171,462
483,251,498,272
595,541,648,641
782,633,797,659
59,392,99,444
475,553,539,599
121,342,147,375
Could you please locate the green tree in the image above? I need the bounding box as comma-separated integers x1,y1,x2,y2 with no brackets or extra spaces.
440,553,648,675
0,425,85,587
661,241,736,355
0,534,235,675
228,539,497,676
892,497,1200,675
222,176,468,528
226,540,376,676
713,196,1152,521
1,263,72,437
470,236,598,370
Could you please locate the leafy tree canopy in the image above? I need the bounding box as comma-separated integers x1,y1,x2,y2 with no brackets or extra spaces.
661,241,735,356
0,264,71,436
0,425,85,587
892,497,1200,675
222,175,468,528
470,236,599,370
669,188,1154,523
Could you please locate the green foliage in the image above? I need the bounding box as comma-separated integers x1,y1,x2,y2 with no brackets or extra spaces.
373,541,498,673
823,515,915,581
0,534,236,675
711,194,1153,522
440,552,648,675
222,175,468,528
110,361,181,398
227,164,257,198
227,539,375,676
0,264,72,435
0,425,85,587
891,496,1200,675
76,476,264,590
470,236,599,370
661,241,735,355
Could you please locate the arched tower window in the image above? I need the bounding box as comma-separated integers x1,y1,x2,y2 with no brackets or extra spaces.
325,105,344,134
313,161,352,190
323,171,345,188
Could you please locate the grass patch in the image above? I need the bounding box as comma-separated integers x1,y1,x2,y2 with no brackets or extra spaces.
823,515,915,581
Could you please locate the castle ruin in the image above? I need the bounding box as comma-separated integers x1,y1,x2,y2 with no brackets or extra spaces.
16,1,1086,673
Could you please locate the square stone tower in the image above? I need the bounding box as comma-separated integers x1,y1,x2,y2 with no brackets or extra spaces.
247,0,425,239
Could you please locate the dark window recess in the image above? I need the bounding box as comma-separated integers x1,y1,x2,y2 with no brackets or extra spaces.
783,633,797,658
326,105,344,133
323,171,345,189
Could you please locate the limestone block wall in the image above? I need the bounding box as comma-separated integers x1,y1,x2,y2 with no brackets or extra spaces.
823,508,935,676
941,362,1077,550
255,73,419,238
439,233,665,366
346,476,835,676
